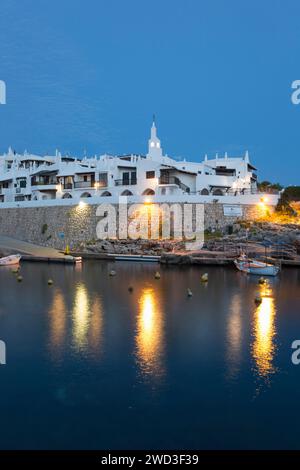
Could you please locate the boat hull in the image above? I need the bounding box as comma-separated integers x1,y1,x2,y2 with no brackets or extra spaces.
107,254,160,263
234,259,279,276
0,254,22,266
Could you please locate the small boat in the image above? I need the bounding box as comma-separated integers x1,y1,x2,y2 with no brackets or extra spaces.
234,254,280,276
0,254,22,266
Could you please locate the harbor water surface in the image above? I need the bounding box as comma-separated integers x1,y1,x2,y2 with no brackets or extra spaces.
0,261,299,449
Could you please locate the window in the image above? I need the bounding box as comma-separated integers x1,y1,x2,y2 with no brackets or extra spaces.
131,171,137,184
146,171,155,179
122,172,130,185
84,175,88,182
98,173,108,188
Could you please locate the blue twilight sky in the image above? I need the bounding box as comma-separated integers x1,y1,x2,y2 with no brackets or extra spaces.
0,0,299,184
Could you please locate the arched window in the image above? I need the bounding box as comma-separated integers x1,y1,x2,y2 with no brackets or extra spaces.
80,192,92,198
101,191,112,197
201,188,209,195
62,193,72,199
212,189,224,196
142,188,155,196
121,190,133,196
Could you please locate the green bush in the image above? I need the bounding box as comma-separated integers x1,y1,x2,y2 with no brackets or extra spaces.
41,223,48,234
257,181,283,192
276,186,300,214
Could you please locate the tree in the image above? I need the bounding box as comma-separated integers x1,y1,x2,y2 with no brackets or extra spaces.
276,186,300,214
257,181,283,192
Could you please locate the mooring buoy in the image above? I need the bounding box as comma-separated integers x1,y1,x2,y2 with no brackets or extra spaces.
187,288,193,297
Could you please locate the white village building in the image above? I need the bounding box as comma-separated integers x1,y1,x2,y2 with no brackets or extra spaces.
0,121,278,206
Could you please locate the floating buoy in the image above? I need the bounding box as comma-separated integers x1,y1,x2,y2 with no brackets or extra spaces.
48,279,53,286
17,275,23,282
255,296,262,305
259,277,266,285
187,288,193,297
155,271,161,279
128,286,134,293
109,270,116,277
201,273,208,282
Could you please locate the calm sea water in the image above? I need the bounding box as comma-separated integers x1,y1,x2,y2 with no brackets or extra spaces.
0,261,299,450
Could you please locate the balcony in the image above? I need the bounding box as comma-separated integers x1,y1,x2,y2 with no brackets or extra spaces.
159,176,190,193
0,188,10,195
115,178,137,186
74,181,95,189
63,183,73,190
31,180,57,186
226,188,279,196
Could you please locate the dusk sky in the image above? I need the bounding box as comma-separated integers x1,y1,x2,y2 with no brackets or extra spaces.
0,0,299,185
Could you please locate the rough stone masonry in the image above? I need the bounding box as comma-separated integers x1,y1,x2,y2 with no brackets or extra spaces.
0,203,264,251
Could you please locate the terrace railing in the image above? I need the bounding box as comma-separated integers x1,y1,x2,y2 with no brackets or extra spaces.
114,178,137,186
74,181,95,189
31,180,57,186
159,176,190,193
63,183,73,190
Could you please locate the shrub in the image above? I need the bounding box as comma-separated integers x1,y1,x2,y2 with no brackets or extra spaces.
41,223,48,234
276,186,300,215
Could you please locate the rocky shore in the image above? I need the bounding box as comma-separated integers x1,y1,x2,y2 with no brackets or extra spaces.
73,221,300,265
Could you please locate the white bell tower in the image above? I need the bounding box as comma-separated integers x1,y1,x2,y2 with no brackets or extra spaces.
147,116,163,160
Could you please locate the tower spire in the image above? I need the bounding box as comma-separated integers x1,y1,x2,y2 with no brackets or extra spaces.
147,117,163,160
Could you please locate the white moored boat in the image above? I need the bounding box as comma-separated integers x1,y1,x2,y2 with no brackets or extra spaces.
234,254,280,276
0,254,22,266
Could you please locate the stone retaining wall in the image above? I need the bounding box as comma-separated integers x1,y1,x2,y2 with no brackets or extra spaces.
0,203,267,250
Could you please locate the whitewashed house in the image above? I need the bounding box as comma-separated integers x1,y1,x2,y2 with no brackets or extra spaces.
0,121,276,205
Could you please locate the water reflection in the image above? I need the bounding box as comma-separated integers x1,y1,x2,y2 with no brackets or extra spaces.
72,283,103,353
226,294,242,380
49,288,67,350
48,282,104,356
73,284,90,349
252,283,277,384
136,287,165,381
89,298,103,352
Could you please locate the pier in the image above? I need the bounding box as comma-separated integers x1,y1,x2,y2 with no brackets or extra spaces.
0,235,78,263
